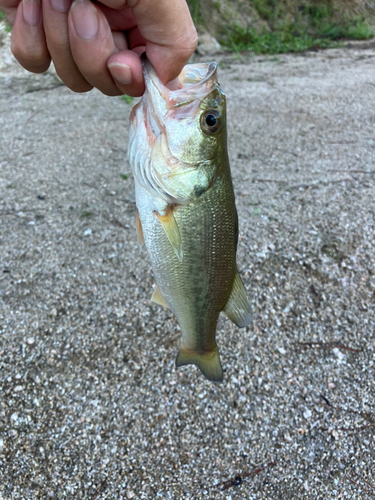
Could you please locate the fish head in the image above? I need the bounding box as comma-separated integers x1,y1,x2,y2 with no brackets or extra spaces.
129,55,227,204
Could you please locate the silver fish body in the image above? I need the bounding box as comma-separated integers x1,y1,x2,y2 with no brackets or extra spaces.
128,55,252,382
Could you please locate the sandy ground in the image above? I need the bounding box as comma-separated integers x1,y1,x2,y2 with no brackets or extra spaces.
1,23,375,499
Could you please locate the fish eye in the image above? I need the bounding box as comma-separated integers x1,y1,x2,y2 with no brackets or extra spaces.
200,109,221,134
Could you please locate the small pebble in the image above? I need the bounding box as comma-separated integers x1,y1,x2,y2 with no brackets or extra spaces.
303,409,312,419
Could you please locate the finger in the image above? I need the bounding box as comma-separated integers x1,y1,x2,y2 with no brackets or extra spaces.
131,0,197,84
1,0,20,25
108,25,145,97
112,30,127,52
107,49,144,97
42,0,92,92
11,0,51,73
68,0,121,96
2,6,18,25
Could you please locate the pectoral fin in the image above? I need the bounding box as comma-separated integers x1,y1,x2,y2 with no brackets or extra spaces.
151,285,169,308
135,209,144,246
176,345,223,383
154,209,183,262
224,271,252,328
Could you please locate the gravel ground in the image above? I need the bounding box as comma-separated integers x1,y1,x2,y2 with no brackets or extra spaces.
1,24,375,499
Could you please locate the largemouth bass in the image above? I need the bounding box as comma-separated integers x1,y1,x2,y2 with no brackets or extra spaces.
128,55,252,382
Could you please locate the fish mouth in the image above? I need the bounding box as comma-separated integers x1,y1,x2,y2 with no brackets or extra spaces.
141,53,219,121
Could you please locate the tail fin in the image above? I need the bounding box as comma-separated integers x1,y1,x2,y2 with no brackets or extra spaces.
176,345,223,383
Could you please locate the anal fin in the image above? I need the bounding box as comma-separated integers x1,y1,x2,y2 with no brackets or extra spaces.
154,208,183,262
135,209,144,246
176,345,223,383
151,285,169,308
223,271,252,328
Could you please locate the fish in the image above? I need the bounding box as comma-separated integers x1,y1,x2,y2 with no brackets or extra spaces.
128,54,252,383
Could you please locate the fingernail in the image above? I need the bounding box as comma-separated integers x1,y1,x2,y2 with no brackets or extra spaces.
50,0,72,13
108,63,132,85
23,0,42,26
71,0,98,39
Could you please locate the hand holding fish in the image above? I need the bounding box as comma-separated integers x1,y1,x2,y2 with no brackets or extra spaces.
1,0,197,95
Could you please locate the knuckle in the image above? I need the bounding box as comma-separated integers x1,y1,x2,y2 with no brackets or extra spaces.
174,28,198,57
102,87,122,97
186,29,198,53
66,81,93,93
10,39,23,62
30,61,51,74
54,67,93,93
11,40,50,72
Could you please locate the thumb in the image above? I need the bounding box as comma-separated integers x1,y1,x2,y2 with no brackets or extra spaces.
130,0,197,84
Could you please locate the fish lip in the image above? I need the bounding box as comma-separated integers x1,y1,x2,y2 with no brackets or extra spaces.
141,53,165,101
140,52,217,87
141,53,219,108
174,61,218,92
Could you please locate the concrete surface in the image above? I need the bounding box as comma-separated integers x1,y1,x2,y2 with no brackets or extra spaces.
1,23,375,499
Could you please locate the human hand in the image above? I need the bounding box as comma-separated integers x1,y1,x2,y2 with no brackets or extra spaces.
0,0,197,96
